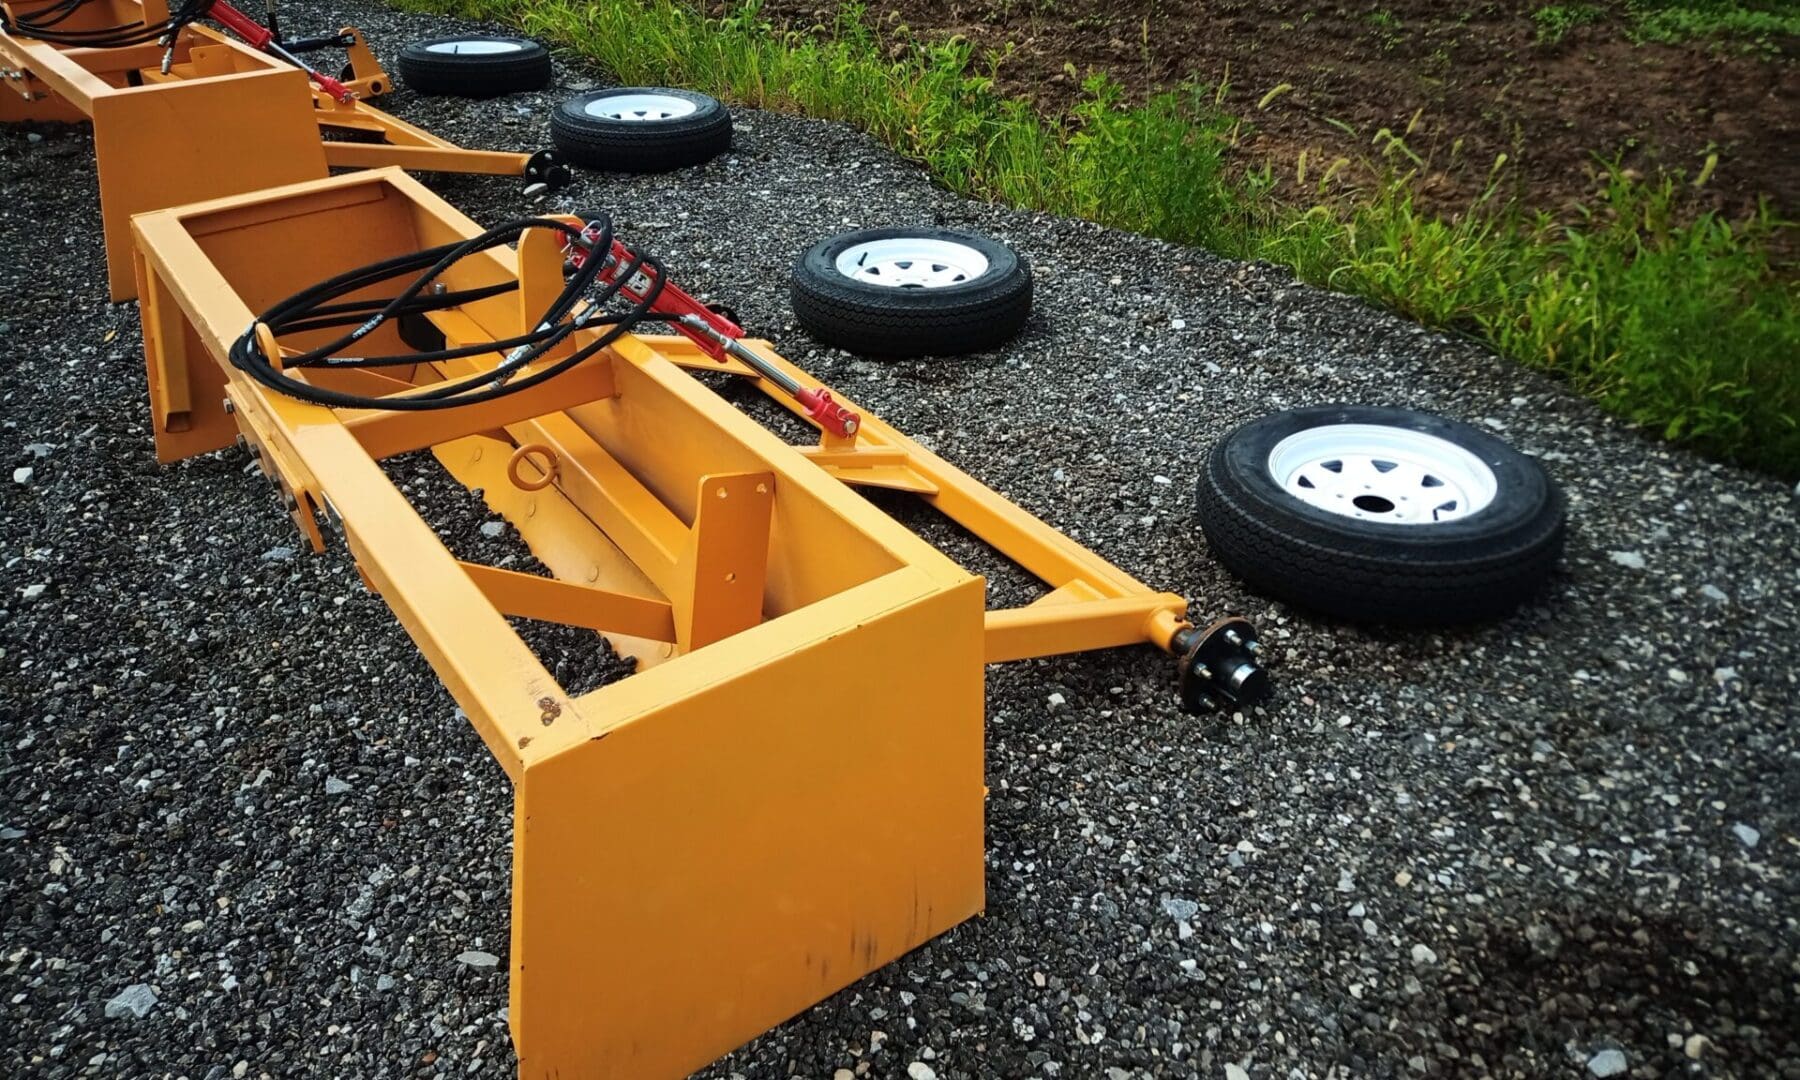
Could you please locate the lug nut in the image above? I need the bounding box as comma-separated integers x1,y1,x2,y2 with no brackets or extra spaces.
1247,641,1263,655
1224,629,1243,646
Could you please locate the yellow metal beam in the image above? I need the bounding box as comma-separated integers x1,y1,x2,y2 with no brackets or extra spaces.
319,140,536,177
702,344,1194,653
313,419,593,779
459,561,676,642
985,592,1187,663
342,353,618,460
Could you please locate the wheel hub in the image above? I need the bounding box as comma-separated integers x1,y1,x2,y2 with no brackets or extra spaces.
1173,618,1270,714
585,93,698,121
833,237,989,288
1266,423,1498,524
424,40,523,55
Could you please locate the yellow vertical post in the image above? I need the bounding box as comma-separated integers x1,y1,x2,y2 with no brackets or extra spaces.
674,471,775,649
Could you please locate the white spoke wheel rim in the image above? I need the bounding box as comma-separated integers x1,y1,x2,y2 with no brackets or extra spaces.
585,92,698,121
424,40,524,55
1266,424,1498,525
834,237,990,289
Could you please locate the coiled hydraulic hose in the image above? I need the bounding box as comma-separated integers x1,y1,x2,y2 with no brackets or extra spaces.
2,0,213,48
228,215,666,412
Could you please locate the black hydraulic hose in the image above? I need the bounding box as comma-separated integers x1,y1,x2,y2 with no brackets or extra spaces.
227,216,671,413
3,0,213,48
6,0,91,32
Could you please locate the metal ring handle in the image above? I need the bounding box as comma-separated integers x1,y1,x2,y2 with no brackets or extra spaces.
507,443,558,491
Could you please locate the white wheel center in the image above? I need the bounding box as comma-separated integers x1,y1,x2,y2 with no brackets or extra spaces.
584,93,697,121
423,40,524,55
1266,423,1498,525
834,237,989,288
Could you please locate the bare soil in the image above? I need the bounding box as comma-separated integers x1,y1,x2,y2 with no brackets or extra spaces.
755,0,1799,220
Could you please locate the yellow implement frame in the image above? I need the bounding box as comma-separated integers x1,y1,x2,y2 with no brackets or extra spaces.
132,168,1263,1077
1,0,563,299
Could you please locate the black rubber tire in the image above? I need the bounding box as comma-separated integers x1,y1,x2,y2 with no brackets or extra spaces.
1196,405,1566,625
549,88,732,172
395,37,551,97
789,227,1033,357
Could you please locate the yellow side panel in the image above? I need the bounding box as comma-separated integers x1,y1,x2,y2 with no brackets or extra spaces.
510,573,987,1078
91,69,326,300
0,85,86,123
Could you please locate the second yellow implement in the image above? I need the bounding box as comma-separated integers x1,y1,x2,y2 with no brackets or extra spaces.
1,0,567,299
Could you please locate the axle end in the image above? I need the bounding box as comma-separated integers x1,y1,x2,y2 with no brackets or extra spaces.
1172,617,1271,714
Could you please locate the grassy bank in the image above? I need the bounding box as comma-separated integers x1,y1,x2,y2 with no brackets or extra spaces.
401,0,1799,478
1534,2,1800,48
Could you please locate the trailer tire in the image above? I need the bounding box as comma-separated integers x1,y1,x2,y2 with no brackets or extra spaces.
1196,405,1565,625
550,88,732,172
395,37,552,97
789,227,1032,357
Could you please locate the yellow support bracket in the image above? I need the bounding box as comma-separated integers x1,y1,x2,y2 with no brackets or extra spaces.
459,561,676,642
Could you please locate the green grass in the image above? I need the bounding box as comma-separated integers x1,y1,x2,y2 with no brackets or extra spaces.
398,0,1800,478
1532,0,1800,49
1626,0,1800,48
1523,1,1798,50
1533,4,1607,43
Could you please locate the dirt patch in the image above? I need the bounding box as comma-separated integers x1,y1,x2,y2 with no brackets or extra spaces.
754,0,1798,220
1438,905,1800,1071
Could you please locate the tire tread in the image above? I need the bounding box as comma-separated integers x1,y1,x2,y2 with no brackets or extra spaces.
550,91,732,172
1196,410,1566,624
395,39,551,97
789,228,1033,356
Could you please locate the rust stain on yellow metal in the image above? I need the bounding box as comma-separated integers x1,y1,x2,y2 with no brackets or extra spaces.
131,169,1200,1078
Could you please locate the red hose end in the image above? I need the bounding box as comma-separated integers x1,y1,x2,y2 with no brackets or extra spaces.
797,388,859,439
312,71,354,103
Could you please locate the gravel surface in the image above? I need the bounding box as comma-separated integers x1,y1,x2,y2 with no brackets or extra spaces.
3,3,1797,1077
